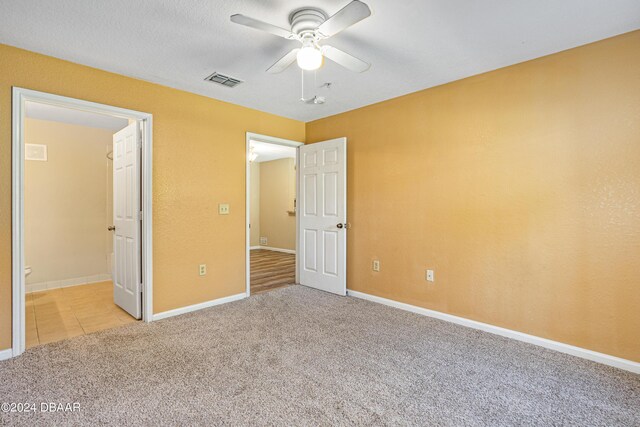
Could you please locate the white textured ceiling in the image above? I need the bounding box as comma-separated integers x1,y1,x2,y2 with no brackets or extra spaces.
250,140,296,163
26,102,129,131
2,1,639,122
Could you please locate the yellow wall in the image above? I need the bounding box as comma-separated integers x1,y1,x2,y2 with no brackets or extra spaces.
259,158,297,251
2,31,638,362
0,44,305,350
24,119,113,287
306,31,640,362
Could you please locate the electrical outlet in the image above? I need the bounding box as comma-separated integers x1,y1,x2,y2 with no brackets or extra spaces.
218,203,230,215
260,237,268,245
372,260,380,272
426,269,434,282
199,264,207,276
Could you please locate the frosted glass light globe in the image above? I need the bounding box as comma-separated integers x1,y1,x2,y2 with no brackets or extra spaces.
297,46,323,71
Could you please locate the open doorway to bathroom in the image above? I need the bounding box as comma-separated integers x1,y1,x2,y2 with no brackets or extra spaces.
246,133,303,295
23,101,135,347
12,88,153,356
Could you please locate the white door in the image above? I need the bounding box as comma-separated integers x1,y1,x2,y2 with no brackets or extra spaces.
298,138,347,295
112,122,141,318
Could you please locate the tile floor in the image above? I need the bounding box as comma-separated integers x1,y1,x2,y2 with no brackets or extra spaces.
26,281,137,348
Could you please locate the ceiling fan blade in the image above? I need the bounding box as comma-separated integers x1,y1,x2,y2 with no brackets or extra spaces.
230,14,296,39
317,1,371,38
267,48,300,73
322,45,370,73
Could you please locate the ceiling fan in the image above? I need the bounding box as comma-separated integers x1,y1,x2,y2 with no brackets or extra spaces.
230,1,372,74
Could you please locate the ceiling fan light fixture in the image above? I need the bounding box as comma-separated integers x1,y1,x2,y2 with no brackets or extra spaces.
296,45,323,71
231,1,372,73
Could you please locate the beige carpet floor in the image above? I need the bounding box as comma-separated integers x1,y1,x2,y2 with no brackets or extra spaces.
0,286,638,426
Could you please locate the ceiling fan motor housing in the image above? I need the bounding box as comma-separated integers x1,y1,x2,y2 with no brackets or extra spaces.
289,8,327,36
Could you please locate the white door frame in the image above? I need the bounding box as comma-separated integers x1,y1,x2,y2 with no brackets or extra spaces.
245,132,303,296
11,87,154,358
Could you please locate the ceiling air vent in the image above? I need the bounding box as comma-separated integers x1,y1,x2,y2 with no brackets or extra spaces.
26,144,48,161
204,72,243,88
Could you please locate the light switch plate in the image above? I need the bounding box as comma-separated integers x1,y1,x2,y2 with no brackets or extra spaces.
199,264,207,276
218,204,230,215
372,260,380,272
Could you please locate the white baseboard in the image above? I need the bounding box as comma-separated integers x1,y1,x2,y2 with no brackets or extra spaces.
258,246,296,254
250,246,262,250
0,348,13,361
153,292,247,321
27,274,112,294
347,290,640,374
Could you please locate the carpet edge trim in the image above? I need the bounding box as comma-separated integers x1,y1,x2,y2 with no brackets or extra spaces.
347,290,640,374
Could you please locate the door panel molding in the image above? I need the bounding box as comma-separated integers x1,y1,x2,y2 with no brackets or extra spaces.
113,122,142,318
298,137,347,296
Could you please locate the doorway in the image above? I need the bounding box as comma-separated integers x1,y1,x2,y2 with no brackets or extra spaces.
11,88,153,357
246,133,303,295
245,133,349,297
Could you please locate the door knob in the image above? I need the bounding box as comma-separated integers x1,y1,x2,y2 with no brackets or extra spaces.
107,226,116,231
337,223,351,229
337,223,344,229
